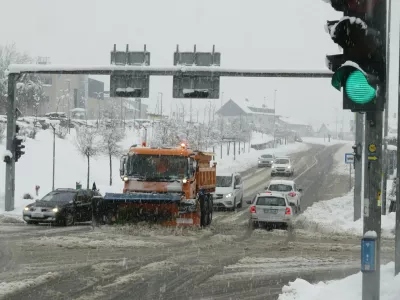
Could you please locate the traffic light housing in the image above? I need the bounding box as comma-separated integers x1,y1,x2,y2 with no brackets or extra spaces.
14,125,25,162
324,0,387,112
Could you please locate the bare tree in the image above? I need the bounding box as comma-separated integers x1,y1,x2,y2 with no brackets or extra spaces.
100,125,125,185
75,126,100,189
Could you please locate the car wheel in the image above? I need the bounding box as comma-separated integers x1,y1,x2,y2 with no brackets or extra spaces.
237,196,243,208
64,212,75,226
26,221,38,225
232,198,237,211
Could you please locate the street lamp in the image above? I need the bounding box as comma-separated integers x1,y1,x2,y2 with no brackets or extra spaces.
273,89,277,148
158,92,163,117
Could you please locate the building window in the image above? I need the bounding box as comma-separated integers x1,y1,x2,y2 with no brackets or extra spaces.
42,76,52,85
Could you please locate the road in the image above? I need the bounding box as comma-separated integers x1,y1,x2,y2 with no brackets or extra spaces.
0,143,394,300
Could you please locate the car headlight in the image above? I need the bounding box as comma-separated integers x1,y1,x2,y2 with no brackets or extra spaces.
52,207,59,213
225,193,233,198
272,166,275,169
287,166,291,169
258,160,261,163
182,178,188,183
24,206,29,211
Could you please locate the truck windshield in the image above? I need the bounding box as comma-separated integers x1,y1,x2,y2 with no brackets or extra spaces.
126,154,188,180
216,176,232,187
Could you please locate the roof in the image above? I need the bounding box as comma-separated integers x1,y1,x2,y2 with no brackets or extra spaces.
268,180,295,185
129,147,193,156
279,116,309,126
257,191,286,198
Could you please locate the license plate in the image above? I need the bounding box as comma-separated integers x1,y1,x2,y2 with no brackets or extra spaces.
176,218,193,224
264,209,277,214
31,212,44,218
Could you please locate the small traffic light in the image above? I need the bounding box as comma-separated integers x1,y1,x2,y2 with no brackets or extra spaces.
324,0,386,112
14,136,25,162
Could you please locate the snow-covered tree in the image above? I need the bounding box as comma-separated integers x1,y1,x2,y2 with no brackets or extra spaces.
100,125,125,186
75,126,100,189
0,43,46,114
0,123,5,144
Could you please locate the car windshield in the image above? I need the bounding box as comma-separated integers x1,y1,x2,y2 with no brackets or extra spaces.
268,184,293,192
261,154,273,158
275,159,289,164
126,154,188,180
41,191,76,202
216,176,233,187
256,196,286,206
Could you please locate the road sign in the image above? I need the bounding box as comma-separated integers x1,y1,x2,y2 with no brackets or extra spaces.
345,153,354,164
110,44,150,98
368,143,377,153
361,238,376,272
172,45,220,99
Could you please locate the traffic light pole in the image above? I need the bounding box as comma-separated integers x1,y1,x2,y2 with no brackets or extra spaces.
5,74,17,211
395,20,400,277
363,111,383,300
354,112,364,221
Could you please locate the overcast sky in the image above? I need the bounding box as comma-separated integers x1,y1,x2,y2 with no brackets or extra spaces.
1,0,398,130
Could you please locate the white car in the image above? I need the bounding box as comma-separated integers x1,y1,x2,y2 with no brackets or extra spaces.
213,172,244,210
271,157,294,177
248,191,295,229
265,179,302,212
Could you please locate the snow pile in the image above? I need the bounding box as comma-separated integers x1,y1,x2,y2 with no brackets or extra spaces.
250,132,274,145
302,137,352,146
333,142,354,175
0,272,59,298
278,262,400,300
294,189,395,238
0,127,144,217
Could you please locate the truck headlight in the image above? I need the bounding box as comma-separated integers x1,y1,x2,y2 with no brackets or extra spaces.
225,193,233,198
182,178,188,183
123,176,129,182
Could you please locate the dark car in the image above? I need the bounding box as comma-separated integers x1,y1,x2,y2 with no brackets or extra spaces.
22,188,102,226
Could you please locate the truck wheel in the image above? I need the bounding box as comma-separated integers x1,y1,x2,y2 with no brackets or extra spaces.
206,195,213,226
200,195,208,228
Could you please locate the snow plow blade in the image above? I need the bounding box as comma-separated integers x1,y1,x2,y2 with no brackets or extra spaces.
92,193,201,227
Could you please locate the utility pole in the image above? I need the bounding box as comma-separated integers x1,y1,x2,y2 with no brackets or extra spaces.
159,92,163,118
190,98,193,123
50,124,56,191
273,89,277,148
395,15,400,277
66,80,71,133
354,112,364,221
363,111,383,299
381,0,392,216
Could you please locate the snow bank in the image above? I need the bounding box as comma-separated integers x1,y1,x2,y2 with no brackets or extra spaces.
333,142,354,175
0,127,145,217
294,189,395,238
214,142,310,174
302,137,352,146
0,272,59,298
278,262,400,300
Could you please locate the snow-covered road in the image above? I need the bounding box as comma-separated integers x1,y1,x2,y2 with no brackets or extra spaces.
1,142,386,300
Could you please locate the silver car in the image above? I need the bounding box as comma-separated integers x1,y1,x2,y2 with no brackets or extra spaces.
258,154,275,168
247,192,295,229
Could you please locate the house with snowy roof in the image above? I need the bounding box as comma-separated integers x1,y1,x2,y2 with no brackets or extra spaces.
317,123,338,138
215,99,276,133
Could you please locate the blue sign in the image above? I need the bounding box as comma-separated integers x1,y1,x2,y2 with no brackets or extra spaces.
345,153,355,164
361,238,376,272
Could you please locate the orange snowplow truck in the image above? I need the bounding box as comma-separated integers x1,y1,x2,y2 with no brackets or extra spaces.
93,143,216,227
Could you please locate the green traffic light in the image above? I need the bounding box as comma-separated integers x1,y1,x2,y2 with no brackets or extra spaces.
345,70,376,104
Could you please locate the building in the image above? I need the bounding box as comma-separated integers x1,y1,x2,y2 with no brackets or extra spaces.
216,99,276,133
36,73,88,116
317,123,337,138
277,116,314,137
